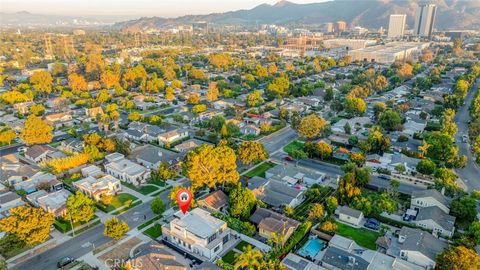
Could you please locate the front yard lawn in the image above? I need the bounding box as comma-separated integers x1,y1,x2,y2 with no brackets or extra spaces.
335,222,381,250
97,193,139,213
244,162,276,178
283,140,304,156
235,241,251,252
222,250,239,265
143,224,162,239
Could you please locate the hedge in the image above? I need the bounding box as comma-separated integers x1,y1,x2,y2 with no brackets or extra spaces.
270,221,312,259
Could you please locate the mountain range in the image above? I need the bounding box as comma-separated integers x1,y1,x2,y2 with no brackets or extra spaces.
113,0,480,32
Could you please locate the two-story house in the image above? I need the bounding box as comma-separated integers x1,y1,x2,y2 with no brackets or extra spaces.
74,175,121,201
161,208,231,261
104,153,150,186
411,189,450,214
158,128,189,146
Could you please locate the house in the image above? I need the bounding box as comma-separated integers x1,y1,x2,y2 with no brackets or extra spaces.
126,242,187,270
13,172,61,194
13,101,33,114
25,145,55,163
0,154,36,184
321,235,422,270
265,163,326,187
282,252,326,270
81,165,103,178
104,153,150,186
413,206,455,238
85,107,104,120
396,227,447,269
158,128,189,146
174,139,200,152
59,138,84,153
240,124,260,136
250,179,305,208
411,189,450,214
124,129,148,142
0,192,25,212
44,112,73,128
249,208,300,244
198,190,228,212
337,206,364,227
74,175,121,201
402,121,426,137
26,189,71,217
133,145,163,169
161,208,232,261
331,117,372,133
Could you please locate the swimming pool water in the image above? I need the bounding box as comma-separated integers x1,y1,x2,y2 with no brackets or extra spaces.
297,238,325,259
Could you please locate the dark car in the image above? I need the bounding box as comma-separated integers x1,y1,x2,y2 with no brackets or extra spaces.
364,218,380,230
57,256,75,268
284,156,293,161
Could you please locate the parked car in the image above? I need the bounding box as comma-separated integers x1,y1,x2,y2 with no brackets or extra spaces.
57,256,75,268
364,218,380,230
18,146,28,153
284,156,293,161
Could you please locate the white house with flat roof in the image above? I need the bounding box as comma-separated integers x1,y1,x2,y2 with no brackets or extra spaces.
161,208,231,261
74,175,121,201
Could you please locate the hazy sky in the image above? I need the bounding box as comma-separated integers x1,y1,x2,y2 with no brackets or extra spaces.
1,0,325,17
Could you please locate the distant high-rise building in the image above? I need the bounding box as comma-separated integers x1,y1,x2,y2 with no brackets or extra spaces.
388,14,406,38
336,21,346,32
414,4,437,37
326,22,334,33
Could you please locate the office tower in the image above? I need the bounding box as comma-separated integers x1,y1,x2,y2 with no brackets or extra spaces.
326,22,334,33
388,14,406,38
336,21,346,32
414,4,437,37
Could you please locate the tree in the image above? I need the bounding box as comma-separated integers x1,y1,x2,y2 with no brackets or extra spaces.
192,104,207,114
101,70,120,88
100,195,114,205
267,73,290,97
350,153,365,166
153,162,177,181
184,145,239,189
378,109,402,131
20,115,53,145
451,195,477,224
308,203,325,221
325,196,338,214
316,140,333,160
165,87,175,101
229,185,256,219
436,246,480,270
0,129,16,145
234,245,262,270
150,197,166,215
344,97,366,116
187,93,200,104
397,63,413,81
395,164,406,174
246,90,264,107
0,206,54,245
364,126,391,153
237,141,269,165
30,104,45,116
103,217,129,241
67,191,95,223
298,114,327,140
319,220,337,234
68,73,88,92
416,159,436,175
468,221,480,245
30,71,53,95
128,112,142,122
206,82,219,102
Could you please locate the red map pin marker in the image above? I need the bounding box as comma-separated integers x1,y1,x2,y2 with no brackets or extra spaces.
176,189,193,214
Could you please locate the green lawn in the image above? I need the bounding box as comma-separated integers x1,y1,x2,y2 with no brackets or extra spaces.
122,182,161,195
221,250,239,265
283,140,304,156
235,241,251,252
143,224,162,239
244,162,277,178
97,193,139,213
138,216,162,230
335,222,381,250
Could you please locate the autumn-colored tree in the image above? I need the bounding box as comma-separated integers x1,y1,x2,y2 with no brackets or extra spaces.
171,79,183,89
165,87,175,101
0,206,54,245
237,141,269,165
229,185,256,219
233,245,262,270
246,90,264,107
20,115,53,145
350,152,366,166
101,70,120,88
267,73,290,97
145,73,165,93
436,246,480,270
208,53,233,70
128,112,142,122
0,129,16,145
44,153,89,174
397,63,413,81
85,54,105,80
67,191,95,223
206,82,219,102
316,140,333,160
30,70,53,95
96,89,111,104
192,104,207,114
0,91,32,104
345,97,367,116
325,196,338,214
298,114,327,140
30,104,45,116
168,185,197,208
267,63,278,75
101,195,114,205
319,221,337,233
103,217,129,241
187,93,200,104
184,144,239,189
68,73,88,92
308,203,325,221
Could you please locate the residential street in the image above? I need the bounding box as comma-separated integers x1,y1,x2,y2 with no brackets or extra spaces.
455,78,480,191
13,189,171,270
259,126,298,154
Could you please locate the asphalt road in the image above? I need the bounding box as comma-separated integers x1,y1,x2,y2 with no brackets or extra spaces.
259,126,298,154
14,189,171,270
455,78,480,191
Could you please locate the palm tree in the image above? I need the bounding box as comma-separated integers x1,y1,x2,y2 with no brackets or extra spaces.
234,245,262,270
418,141,430,158
109,110,120,130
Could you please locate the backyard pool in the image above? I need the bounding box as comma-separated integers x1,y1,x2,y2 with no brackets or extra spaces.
297,237,326,259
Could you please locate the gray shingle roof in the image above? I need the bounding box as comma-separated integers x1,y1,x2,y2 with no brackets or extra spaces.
411,189,449,207
322,246,369,270
398,227,447,260
339,205,363,219
415,206,455,232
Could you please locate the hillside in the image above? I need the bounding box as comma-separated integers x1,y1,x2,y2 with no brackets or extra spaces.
113,0,480,32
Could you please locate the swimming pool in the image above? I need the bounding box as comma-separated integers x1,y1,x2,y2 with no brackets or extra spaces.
297,237,326,259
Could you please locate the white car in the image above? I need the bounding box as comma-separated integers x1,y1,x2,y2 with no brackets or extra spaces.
18,146,28,153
